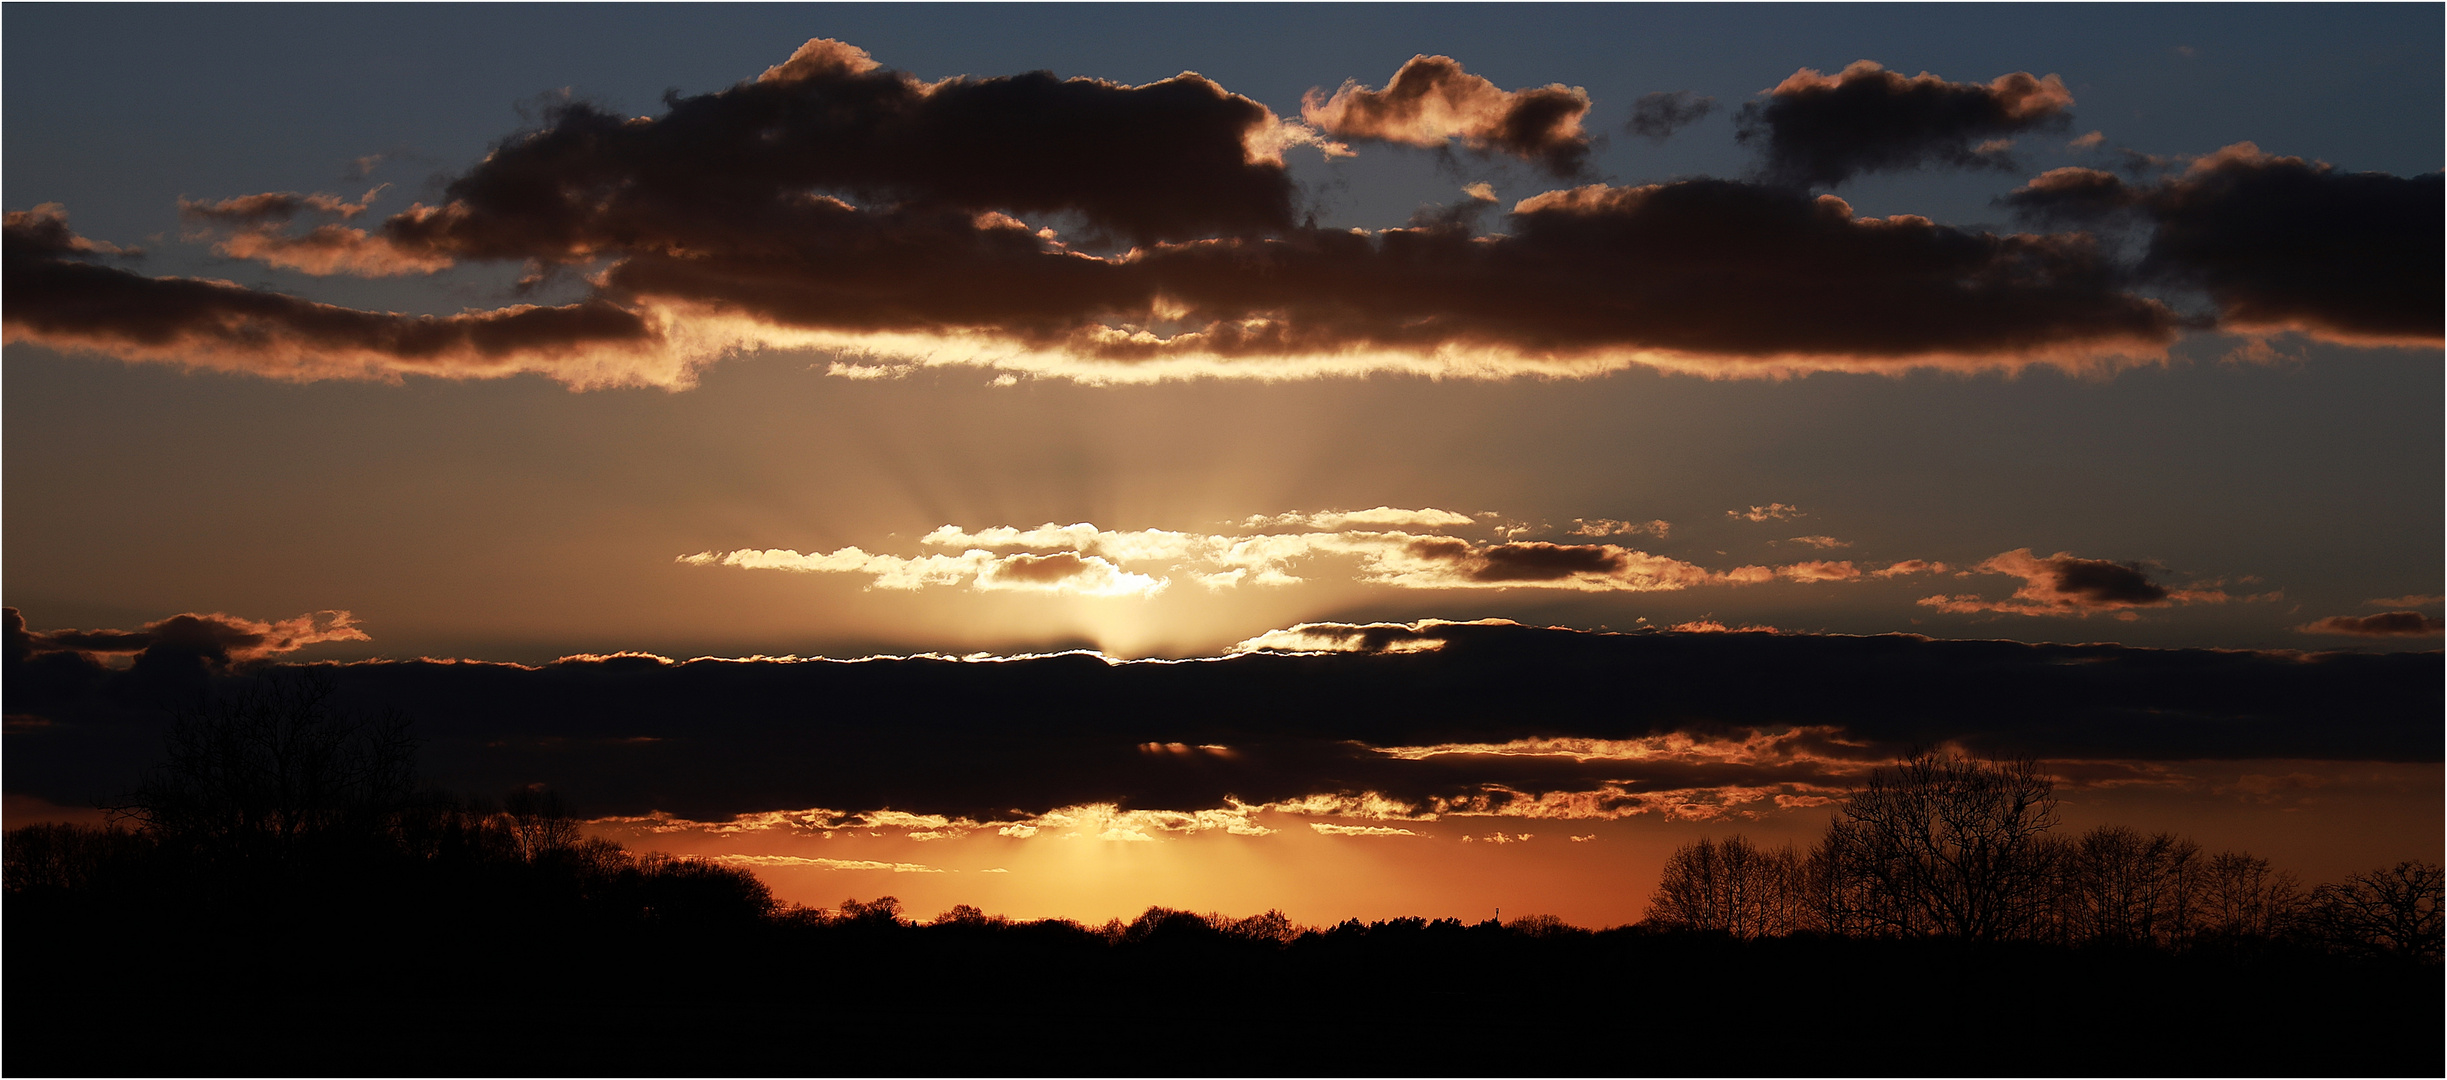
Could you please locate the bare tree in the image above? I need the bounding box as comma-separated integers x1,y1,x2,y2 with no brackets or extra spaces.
2054,825,2201,947
109,669,418,867
1648,834,1807,937
1815,751,2059,942
502,786,581,862
2195,849,2301,940
2303,861,2444,960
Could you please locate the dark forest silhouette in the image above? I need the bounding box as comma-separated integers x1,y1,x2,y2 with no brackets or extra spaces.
6,672,2439,1075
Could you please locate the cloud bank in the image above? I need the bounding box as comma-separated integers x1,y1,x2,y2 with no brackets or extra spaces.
14,44,2420,389
10,612,2435,831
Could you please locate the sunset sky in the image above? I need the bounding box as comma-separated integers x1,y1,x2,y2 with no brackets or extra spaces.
5,5,2439,926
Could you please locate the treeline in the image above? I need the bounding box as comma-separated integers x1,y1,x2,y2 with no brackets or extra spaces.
5,674,2441,1075
1642,753,2442,960
5,672,779,931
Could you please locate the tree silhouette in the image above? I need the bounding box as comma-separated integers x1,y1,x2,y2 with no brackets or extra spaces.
108,669,418,870
1812,750,2058,941
2304,861,2444,960
2194,849,2301,940
1647,835,1806,937
2054,825,2200,946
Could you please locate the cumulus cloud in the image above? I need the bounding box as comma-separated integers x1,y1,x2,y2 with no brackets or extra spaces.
1302,55,1592,174
2001,144,2443,344
1627,91,1716,141
1917,548,2233,618
1737,60,2075,187
3,43,2204,388
2299,612,2444,637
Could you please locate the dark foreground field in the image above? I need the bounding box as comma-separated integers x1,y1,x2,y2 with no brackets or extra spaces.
10,889,2438,1077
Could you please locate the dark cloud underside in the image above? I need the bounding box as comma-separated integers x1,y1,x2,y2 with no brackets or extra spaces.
10,615,2434,821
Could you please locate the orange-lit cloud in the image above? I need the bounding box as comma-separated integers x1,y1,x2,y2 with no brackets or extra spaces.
1739,60,2074,187
2298,611,2443,637
1309,823,1422,837
1728,503,1803,522
179,187,453,277
1301,54,1592,174
1567,518,1670,539
1918,548,2238,619
681,510,1899,598
677,546,1167,597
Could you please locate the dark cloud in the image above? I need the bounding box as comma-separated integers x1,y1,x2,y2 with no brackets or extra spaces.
984,552,1098,585
8,613,2435,823
1737,61,2073,188
2043,556,2168,606
1102,179,2174,363
2301,612,2445,637
10,607,368,667
1302,55,1592,175
2003,146,2444,343
1626,91,1715,141
389,38,1301,260
3,205,659,382
1920,549,2229,618
23,43,2352,385
1471,542,1630,582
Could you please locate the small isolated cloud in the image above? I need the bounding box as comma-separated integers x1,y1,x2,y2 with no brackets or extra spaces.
1667,619,1780,634
1918,548,2231,619
1729,503,1803,522
2067,130,2106,150
1776,560,1860,583
1309,823,1420,837
713,854,947,873
1231,618,1510,655
1567,518,1670,538
1627,91,1715,141
1242,506,1476,531
1302,55,1592,174
2299,611,2443,637
1738,60,2074,187
1784,535,1849,549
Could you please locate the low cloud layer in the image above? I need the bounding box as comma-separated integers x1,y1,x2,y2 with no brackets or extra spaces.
2300,611,2444,638
7,607,367,668
19,41,2413,389
1738,60,2074,188
8,613,2435,830
675,509,1951,597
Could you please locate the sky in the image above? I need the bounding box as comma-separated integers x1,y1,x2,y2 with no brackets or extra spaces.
4,4,2440,926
